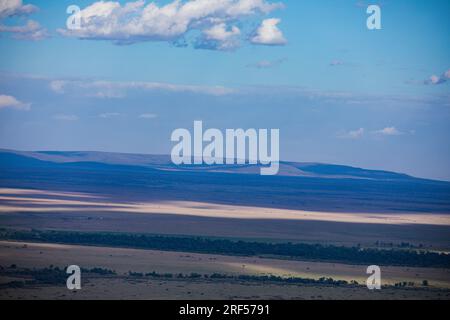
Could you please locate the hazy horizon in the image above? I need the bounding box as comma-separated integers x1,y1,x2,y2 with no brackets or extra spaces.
3,146,450,182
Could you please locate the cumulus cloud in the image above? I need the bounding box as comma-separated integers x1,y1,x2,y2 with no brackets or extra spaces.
0,0,48,40
57,0,285,50
0,94,30,110
250,18,286,46
196,23,241,50
0,0,37,18
338,128,364,139
373,126,403,136
50,79,235,97
424,69,450,85
53,114,79,121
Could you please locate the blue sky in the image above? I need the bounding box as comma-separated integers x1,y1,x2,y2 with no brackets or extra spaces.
0,0,449,180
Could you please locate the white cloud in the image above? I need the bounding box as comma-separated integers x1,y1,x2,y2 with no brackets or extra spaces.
57,0,284,49
0,94,30,110
14,72,448,109
0,0,48,40
0,19,48,40
374,127,403,136
49,80,66,93
139,113,157,119
338,128,364,140
198,23,241,50
50,79,235,97
91,89,126,99
0,0,37,18
53,114,79,121
250,18,286,46
203,23,240,41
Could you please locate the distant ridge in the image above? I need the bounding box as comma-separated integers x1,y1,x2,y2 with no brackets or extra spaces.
1,148,450,214
0,148,429,182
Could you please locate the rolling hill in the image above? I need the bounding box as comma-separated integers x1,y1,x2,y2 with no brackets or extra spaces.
0,148,425,181
1,148,450,214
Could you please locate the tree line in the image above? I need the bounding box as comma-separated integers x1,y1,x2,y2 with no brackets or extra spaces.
1,228,449,268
